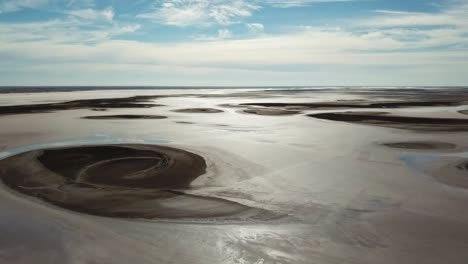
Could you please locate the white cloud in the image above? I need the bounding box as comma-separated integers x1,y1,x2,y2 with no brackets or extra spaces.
2,27,468,67
0,0,48,13
0,8,140,43
194,28,233,40
67,7,114,22
1,26,468,85
362,1,468,28
217,28,232,39
352,0,468,53
137,0,259,27
263,0,354,8
2,50,467,86
66,0,95,9
363,11,462,27
246,23,264,33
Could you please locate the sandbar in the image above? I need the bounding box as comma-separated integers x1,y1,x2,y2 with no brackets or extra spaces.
308,112,468,131
0,95,163,115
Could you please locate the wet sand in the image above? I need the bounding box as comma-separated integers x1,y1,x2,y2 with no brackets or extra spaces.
82,115,168,120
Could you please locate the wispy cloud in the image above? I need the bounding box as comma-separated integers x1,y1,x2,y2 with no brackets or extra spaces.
67,7,114,22
354,0,468,51
193,28,233,40
362,1,468,28
137,0,259,27
0,0,48,13
263,0,354,8
66,0,95,8
3,28,467,85
3,27,467,66
246,23,264,34
0,7,139,43
0,22,140,44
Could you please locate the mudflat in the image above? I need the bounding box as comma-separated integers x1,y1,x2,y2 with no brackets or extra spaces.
2,87,468,264
0,144,269,219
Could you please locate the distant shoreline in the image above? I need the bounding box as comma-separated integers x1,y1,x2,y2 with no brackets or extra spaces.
1,86,467,94
0,86,299,94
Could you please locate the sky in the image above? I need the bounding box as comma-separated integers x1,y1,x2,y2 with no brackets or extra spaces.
0,0,467,86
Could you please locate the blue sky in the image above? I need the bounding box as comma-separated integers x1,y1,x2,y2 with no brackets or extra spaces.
0,0,467,86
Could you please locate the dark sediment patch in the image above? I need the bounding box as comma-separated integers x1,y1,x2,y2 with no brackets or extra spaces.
172,108,224,113
218,103,246,108
0,95,163,116
240,100,466,110
308,112,468,131
261,87,468,102
82,115,168,120
175,121,195,124
226,99,468,117
0,144,271,220
382,141,457,150
240,108,301,116
430,159,468,189
457,161,468,173
339,87,468,102
459,110,468,115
